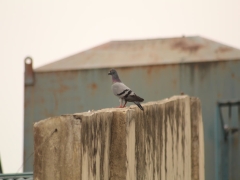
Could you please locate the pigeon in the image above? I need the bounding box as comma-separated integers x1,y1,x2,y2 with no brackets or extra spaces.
108,69,144,111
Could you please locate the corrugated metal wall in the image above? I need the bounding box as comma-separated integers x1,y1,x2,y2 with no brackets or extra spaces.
24,60,240,180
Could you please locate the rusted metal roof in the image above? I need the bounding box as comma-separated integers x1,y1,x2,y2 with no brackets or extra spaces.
35,36,240,72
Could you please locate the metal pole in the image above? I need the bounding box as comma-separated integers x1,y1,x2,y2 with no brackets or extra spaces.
228,104,232,180
215,106,220,180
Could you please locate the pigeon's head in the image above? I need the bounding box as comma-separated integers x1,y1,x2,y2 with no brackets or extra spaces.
108,69,121,82
108,69,117,76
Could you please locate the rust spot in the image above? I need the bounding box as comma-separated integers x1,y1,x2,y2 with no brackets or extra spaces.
218,93,222,98
232,73,235,78
216,46,232,53
89,83,98,90
172,79,177,89
57,85,69,93
171,40,203,53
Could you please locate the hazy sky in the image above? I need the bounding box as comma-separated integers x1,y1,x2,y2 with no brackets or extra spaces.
0,0,240,173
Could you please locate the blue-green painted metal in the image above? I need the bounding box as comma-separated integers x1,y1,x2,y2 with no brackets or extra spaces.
24,36,240,180
215,101,240,180
0,172,33,180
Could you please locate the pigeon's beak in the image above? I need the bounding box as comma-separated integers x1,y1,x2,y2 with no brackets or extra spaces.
108,72,111,75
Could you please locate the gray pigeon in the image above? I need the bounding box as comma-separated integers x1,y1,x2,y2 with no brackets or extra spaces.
108,69,144,111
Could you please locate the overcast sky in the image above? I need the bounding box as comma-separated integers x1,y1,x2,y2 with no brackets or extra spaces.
0,0,240,173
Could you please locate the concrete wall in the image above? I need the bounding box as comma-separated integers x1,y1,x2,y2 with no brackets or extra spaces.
34,95,204,180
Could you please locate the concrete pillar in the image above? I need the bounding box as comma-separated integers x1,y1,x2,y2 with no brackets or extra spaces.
34,95,204,180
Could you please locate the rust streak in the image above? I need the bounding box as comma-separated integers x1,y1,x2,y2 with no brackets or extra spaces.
171,40,203,53
172,79,177,89
147,67,153,75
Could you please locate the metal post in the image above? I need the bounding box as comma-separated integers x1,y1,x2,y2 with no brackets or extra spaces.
215,106,221,180
228,105,232,180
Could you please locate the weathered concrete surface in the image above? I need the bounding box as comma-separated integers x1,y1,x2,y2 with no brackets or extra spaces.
34,95,204,180
190,98,205,180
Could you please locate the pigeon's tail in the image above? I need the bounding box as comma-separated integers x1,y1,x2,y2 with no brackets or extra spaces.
134,101,144,111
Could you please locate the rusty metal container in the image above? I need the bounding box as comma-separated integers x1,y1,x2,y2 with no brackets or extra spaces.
24,36,240,180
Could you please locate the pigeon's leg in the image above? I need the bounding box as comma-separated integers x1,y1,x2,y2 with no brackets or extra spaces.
117,98,123,108
123,100,128,107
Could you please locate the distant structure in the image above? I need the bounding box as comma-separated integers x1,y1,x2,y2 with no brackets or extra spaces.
0,154,3,173
24,36,240,180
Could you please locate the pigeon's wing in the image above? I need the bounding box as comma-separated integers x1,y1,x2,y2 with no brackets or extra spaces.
125,94,144,102
112,82,132,98
112,82,144,102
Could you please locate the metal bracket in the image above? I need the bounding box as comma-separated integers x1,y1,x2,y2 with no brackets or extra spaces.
24,57,34,86
218,100,240,141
